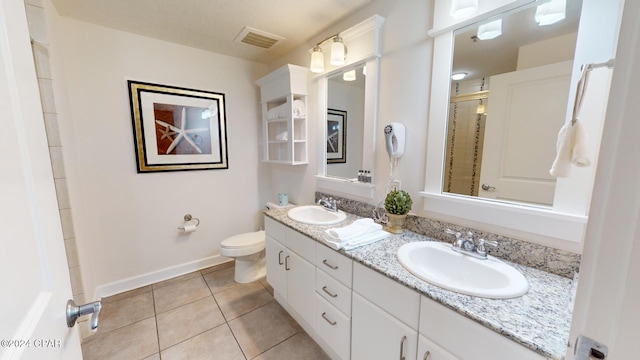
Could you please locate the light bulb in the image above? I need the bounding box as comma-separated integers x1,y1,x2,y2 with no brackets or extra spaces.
477,19,502,40
330,37,345,66
343,70,356,81
310,47,324,73
450,0,479,19
535,0,566,26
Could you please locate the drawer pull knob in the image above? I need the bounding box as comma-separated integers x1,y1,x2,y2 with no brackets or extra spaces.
399,335,407,360
322,286,338,298
278,250,283,265
285,255,290,270
321,312,337,325
322,259,339,270
423,351,431,360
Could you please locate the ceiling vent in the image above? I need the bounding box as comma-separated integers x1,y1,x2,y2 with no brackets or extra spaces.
234,26,285,50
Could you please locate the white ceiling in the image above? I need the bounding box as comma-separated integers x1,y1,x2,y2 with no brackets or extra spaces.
50,0,374,64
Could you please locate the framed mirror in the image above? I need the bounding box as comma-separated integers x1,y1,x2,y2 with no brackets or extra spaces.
421,0,616,251
444,0,582,207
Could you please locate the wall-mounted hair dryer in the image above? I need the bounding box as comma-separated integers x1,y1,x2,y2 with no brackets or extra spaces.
384,123,405,159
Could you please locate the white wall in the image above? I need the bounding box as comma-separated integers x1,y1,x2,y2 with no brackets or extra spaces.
47,9,268,298
267,0,433,207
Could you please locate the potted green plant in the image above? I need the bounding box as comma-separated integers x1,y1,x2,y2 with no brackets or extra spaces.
384,189,413,233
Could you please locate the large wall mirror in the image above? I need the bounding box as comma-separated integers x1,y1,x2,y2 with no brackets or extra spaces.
444,0,582,208
422,0,617,252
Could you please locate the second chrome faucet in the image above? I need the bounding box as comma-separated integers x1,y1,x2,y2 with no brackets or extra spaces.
444,229,498,260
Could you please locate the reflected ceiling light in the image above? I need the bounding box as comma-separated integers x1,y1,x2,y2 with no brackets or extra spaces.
309,34,348,73
535,0,566,26
476,100,486,114
477,19,502,40
362,65,367,76
343,69,356,81
451,72,467,81
450,0,479,19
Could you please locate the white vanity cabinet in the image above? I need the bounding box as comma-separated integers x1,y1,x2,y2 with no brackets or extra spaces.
255,64,308,165
419,296,545,360
264,217,316,327
417,335,459,360
351,262,421,360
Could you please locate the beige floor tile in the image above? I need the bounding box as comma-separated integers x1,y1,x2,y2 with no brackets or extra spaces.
203,266,241,294
142,354,160,360
98,291,155,333
200,260,234,275
214,281,274,321
102,285,152,303
259,277,273,296
153,277,212,314
229,301,302,359
253,332,330,360
81,317,158,360
157,296,226,350
160,324,245,360
152,271,203,290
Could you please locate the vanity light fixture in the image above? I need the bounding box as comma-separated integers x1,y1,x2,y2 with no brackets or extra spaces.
476,100,486,115
535,0,566,26
343,69,356,81
450,0,479,19
451,72,467,81
309,34,348,73
477,19,502,40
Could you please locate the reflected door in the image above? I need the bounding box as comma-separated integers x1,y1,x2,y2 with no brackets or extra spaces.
479,61,572,206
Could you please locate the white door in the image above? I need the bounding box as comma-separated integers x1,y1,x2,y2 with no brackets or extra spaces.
479,61,572,206
0,1,81,359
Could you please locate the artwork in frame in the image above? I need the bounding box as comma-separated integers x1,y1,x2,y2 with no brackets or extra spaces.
327,108,347,164
128,80,228,172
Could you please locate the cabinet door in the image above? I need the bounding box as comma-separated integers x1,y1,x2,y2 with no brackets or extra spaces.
352,293,417,360
417,335,459,360
286,250,316,327
265,236,286,298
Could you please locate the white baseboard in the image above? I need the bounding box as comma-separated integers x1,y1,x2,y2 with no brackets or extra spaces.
94,255,233,299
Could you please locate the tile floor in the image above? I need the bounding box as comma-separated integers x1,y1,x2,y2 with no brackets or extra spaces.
81,262,330,360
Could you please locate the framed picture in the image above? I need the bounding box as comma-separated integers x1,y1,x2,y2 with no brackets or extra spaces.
128,80,228,173
327,108,347,164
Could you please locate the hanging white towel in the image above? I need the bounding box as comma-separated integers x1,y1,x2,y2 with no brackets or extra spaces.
550,63,594,177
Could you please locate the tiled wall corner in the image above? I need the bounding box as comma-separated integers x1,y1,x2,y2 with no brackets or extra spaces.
24,0,90,338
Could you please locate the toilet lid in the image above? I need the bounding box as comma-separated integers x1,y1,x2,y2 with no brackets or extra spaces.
221,230,265,249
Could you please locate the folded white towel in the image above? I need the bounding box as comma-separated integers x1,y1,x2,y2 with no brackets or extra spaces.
324,230,390,251
292,100,306,118
275,131,288,141
326,218,382,241
550,119,591,177
267,103,287,120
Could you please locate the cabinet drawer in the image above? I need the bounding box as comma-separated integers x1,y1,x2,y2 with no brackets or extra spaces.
264,216,286,243
316,269,352,316
315,294,351,360
420,296,544,360
286,229,315,263
315,243,353,287
353,262,420,330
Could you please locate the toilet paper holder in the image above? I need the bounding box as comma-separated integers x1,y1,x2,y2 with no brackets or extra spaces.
178,214,200,230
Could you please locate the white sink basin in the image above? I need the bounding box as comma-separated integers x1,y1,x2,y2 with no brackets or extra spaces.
397,241,529,299
287,205,347,225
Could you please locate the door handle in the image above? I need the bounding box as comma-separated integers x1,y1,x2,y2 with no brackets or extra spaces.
66,299,102,330
399,335,407,360
278,250,283,265
285,255,290,270
481,183,496,191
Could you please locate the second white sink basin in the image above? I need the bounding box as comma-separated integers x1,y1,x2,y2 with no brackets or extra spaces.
287,205,347,225
397,241,529,299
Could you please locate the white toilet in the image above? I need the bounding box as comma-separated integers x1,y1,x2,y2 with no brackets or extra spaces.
220,230,266,283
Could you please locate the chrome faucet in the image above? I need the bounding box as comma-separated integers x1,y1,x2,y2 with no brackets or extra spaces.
444,229,498,260
317,197,338,212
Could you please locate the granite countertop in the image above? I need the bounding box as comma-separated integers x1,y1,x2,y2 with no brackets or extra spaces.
264,207,575,360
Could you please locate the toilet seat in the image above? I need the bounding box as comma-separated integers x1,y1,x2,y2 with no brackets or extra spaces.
220,230,265,257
